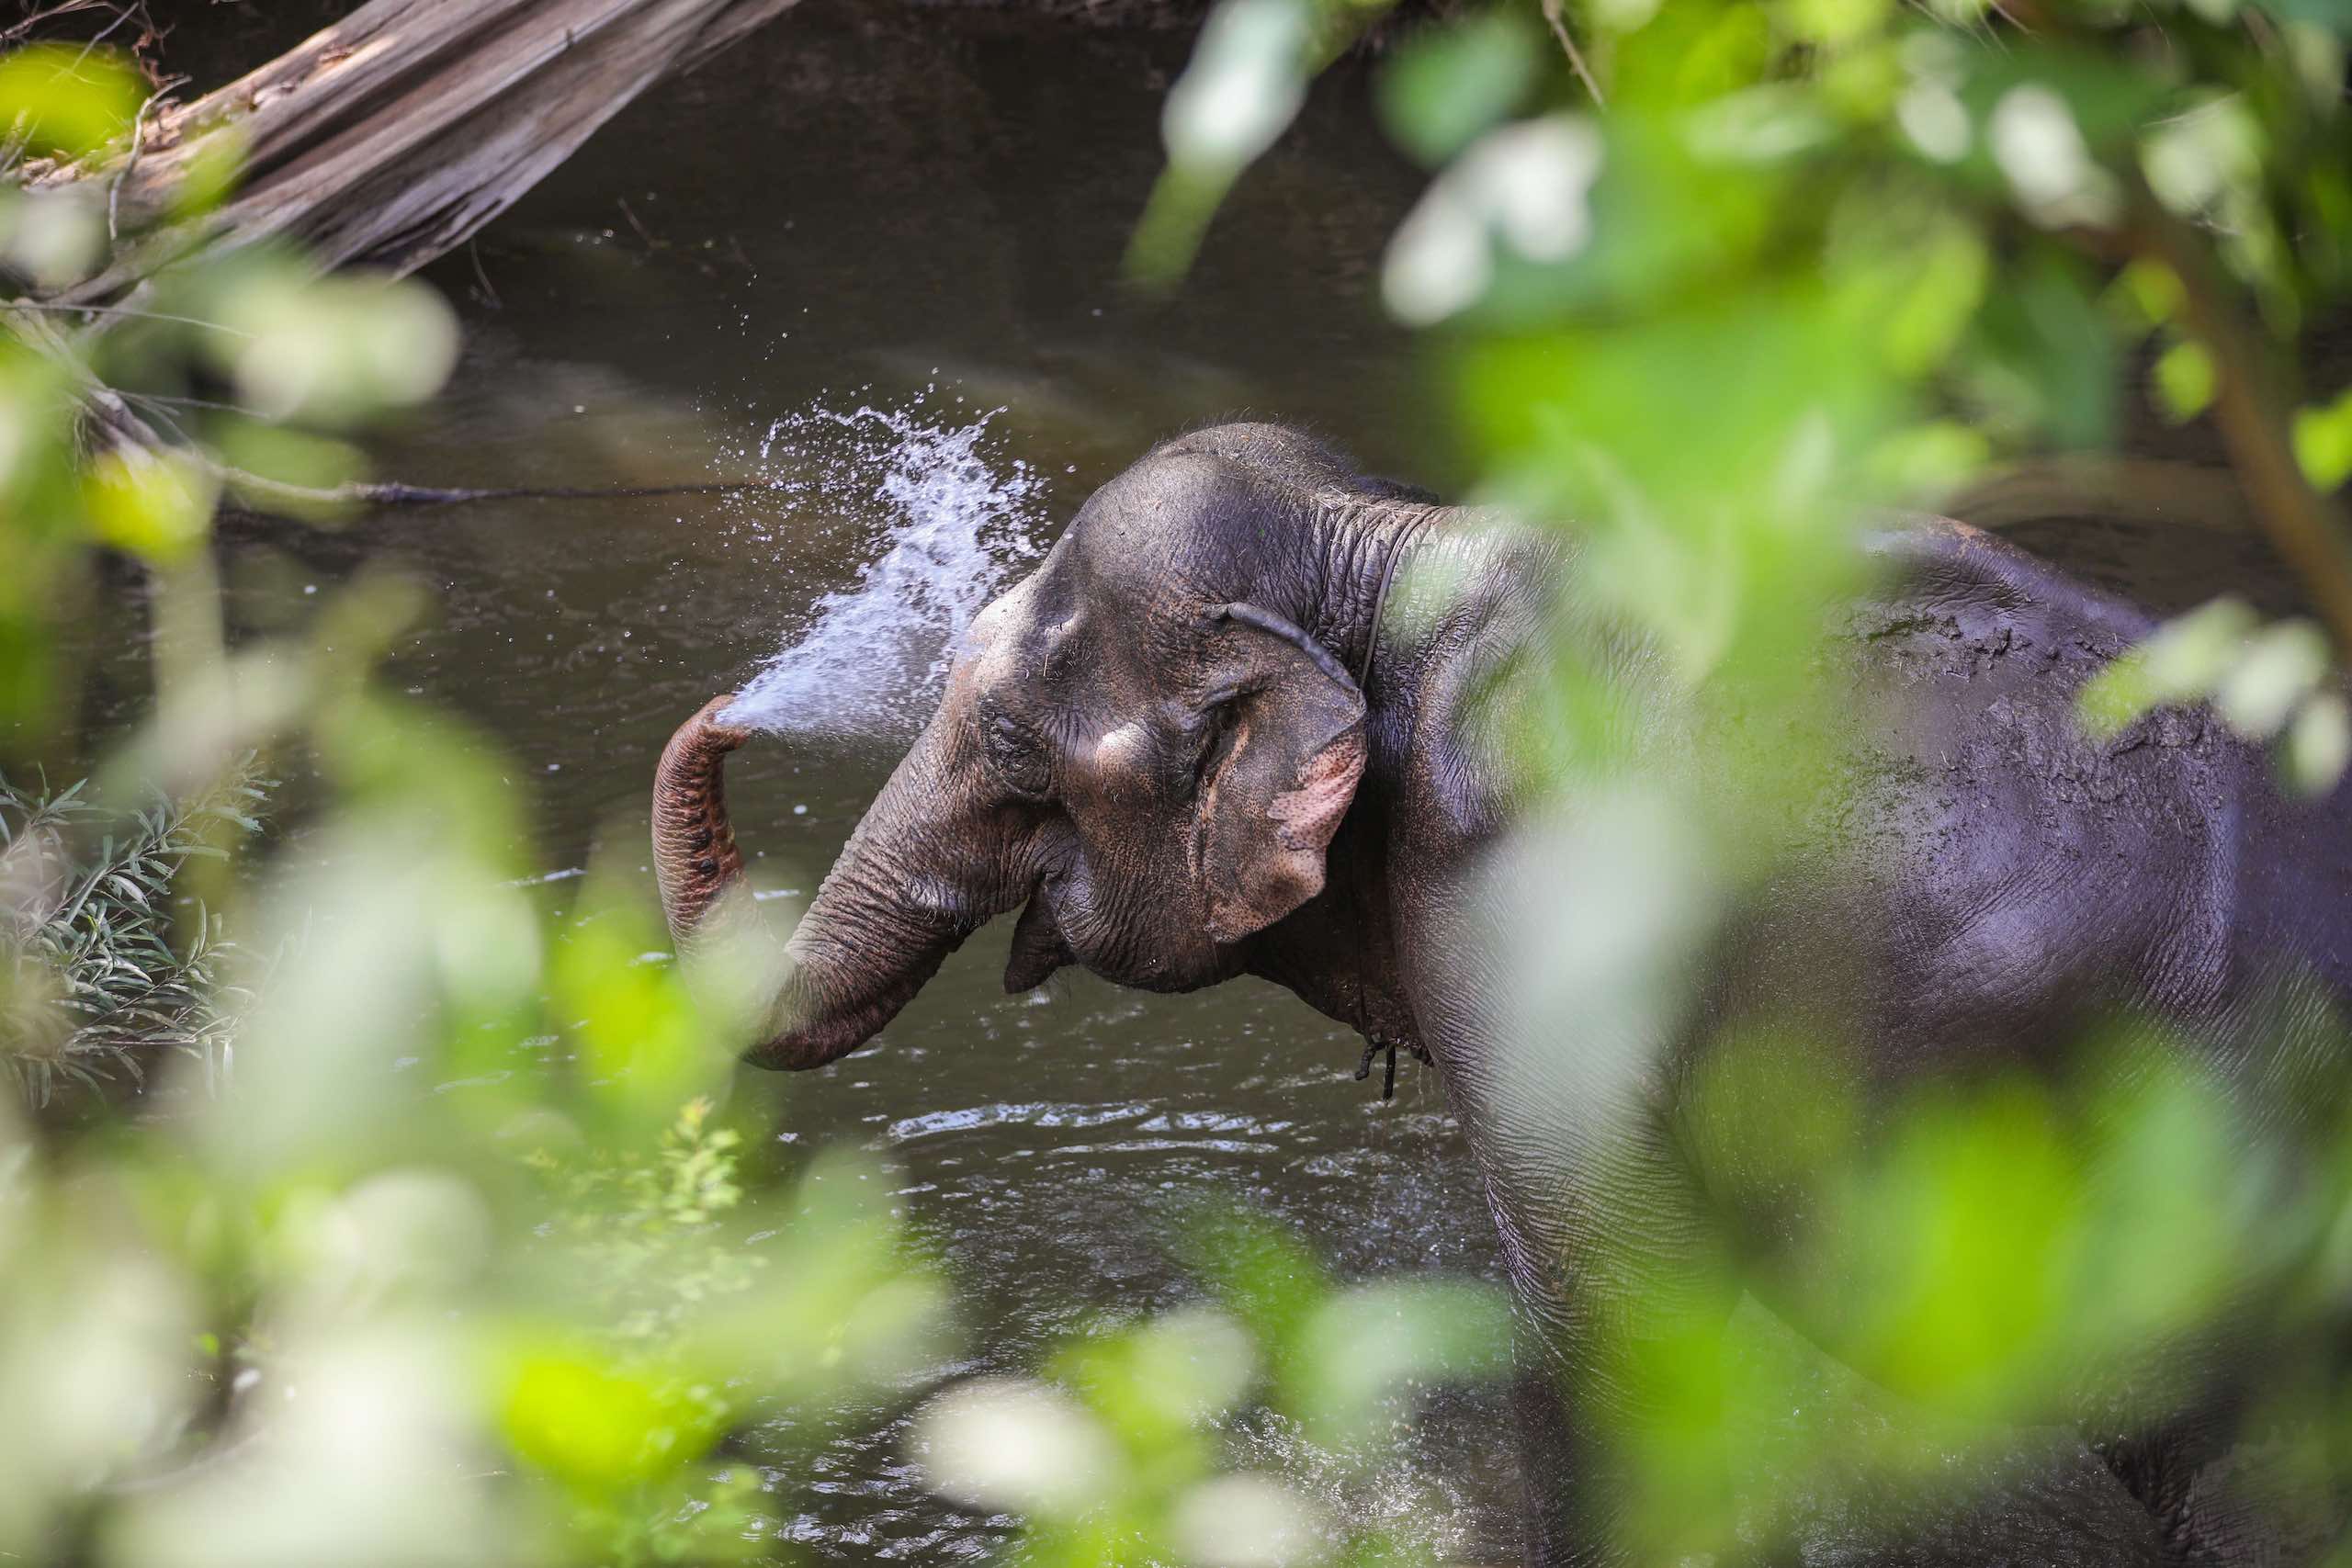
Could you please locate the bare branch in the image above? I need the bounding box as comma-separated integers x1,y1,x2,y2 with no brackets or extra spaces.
1539,0,1605,108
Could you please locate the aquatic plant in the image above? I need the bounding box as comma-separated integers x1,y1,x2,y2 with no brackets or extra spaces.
524,1097,898,1566
0,763,265,1104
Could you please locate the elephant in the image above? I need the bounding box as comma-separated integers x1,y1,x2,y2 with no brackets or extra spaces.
652,422,2352,1563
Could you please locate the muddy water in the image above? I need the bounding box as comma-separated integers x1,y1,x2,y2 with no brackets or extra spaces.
221,7,1510,1559
85,4,2301,1560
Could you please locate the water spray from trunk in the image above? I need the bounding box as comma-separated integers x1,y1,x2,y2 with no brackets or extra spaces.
719,398,1048,738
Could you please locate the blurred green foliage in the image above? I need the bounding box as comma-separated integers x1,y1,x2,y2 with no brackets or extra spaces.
917,1212,1511,1566
0,28,949,1568
1141,0,2352,1558
0,44,144,162
0,683,959,1565
1,28,1505,1568
1148,0,2352,785
7,0,2352,1562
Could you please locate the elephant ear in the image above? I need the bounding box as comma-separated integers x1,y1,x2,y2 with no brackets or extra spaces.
1193,604,1368,945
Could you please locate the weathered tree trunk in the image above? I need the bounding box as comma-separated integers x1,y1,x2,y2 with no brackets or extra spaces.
24,0,798,301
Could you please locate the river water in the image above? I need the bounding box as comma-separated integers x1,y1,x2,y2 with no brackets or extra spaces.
216,7,1513,1560
87,3,2315,1560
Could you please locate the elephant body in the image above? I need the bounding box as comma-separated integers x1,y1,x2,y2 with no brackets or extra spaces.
655,423,2352,1562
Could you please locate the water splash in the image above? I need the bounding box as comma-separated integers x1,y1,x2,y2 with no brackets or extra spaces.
719,398,1047,737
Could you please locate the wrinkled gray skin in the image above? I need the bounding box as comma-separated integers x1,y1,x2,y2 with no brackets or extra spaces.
654,423,2352,1564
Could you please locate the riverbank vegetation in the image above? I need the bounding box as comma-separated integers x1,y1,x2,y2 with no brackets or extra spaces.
0,761,262,1105
6,0,2352,1562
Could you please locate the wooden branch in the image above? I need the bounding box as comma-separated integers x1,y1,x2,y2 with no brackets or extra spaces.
1538,0,1605,108
2,0,803,508
2133,195,2352,653
22,0,800,299
217,475,802,513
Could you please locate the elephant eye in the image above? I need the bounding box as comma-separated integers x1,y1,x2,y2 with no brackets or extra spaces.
986,712,1052,799
1192,692,1245,780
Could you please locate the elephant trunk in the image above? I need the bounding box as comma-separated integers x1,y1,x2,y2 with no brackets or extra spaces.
652,696,753,944
652,696,990,1070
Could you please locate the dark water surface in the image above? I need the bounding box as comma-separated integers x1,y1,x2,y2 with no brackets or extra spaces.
82,4,2312,1559
198,7,1514,1561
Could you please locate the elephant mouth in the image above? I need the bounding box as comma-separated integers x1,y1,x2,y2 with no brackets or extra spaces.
1001,886,1071,993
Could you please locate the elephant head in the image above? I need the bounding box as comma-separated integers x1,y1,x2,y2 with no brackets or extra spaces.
652,423,1442,1069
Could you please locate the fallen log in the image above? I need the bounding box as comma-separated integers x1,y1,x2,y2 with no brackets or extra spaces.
20,0,799,300
3,0,800,506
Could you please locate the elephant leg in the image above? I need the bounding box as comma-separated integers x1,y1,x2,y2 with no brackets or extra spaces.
2086,1360,2335,1568
1467,1108,1739,1567
1507,1360,1593,1566
2077,1301,2343,1568
2090,1418,2253,1565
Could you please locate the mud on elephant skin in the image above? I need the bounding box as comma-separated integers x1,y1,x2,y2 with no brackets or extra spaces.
653,422,2352,1564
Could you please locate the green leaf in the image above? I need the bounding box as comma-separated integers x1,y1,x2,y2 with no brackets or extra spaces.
1959,49,2173,158
2076,597,2257,739
1965,249,2118,449
1864,420,1993,497
2105,260,2184,338
2152,340,2216,424
1290,1280,1512,1449
1592,0,1666,29
1684,83,1838,164
2292,388,2352,492
2141,91,2264,221
1132,0,1325,283
2264,0,2352,37
1780,0,1892,47
1377,7,1541,166
2285,693,2351,796
80,449,219,565
1605,2,1767,104
1183,1207,1329,1376
501,1346,718,1491
2215,618,2331,739
2280,18,2346,108
0,46,145,159
1874,220,1991,377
